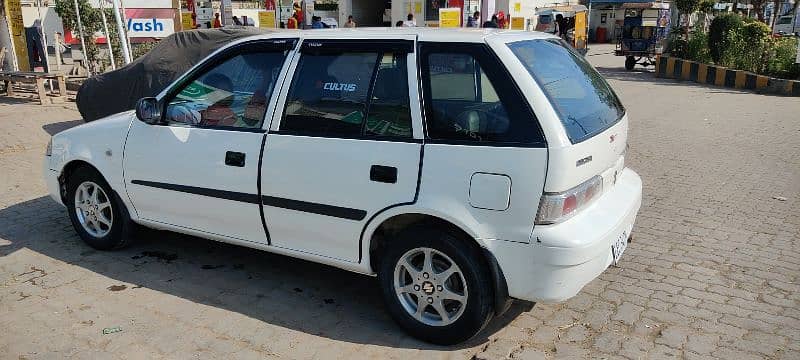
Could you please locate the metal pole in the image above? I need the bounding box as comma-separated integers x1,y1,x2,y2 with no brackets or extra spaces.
36,0,50,73
111,0,132,64
119,0,133,59
54,32,62,71
99,0,116,70
72,0,91,75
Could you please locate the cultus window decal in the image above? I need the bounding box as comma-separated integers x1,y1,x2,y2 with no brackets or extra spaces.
323,82,357,92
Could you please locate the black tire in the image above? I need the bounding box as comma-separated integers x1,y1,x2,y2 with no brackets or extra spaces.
625,56,636,71
378,224,494,345
65,166,135,250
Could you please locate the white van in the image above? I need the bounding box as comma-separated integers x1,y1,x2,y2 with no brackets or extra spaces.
43,28,642,345
773,13,798,36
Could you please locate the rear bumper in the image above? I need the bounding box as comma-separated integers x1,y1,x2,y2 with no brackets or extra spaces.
485,168,642,303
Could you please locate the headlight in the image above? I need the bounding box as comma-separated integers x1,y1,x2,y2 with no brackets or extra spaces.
45,138,53,156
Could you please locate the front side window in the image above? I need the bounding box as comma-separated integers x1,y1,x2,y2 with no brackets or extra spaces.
508,39,625,143
282,50,412,138
421,47,542,144
164,50,287,129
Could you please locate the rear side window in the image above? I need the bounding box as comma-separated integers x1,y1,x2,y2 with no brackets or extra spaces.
282,52,377,136
281,51,412,138
508,39,625,143
420,44,544,145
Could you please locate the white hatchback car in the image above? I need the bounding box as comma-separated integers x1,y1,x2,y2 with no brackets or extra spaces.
44,28,641,345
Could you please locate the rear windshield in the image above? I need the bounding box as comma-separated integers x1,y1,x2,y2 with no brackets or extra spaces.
777,16,792,24
508,39,625,143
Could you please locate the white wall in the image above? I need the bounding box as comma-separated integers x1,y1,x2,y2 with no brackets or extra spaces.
392,0,423,26
21,6,64,47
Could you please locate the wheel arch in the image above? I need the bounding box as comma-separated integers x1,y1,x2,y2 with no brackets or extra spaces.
58,160,102,204
363,208,512,316
57,159,136,221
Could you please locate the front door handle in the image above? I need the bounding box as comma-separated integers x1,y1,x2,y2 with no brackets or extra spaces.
225,151,245,167
370,165,397,184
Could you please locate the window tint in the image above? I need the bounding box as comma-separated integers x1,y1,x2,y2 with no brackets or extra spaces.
282,52,378,136
366,53,412,138
508,39,625,143
777,17,792,24
422,49,540,144
165,51,286,129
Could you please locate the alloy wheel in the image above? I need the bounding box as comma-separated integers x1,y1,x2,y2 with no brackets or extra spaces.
74,181,113,238
393,247,468,326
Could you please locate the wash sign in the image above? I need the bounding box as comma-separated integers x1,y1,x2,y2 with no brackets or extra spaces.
126,18,174,38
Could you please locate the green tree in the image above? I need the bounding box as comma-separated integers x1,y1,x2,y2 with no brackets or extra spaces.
54,0,124,73
708,13,743,63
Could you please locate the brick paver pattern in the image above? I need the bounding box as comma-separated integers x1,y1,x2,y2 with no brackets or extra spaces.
0,46,798,359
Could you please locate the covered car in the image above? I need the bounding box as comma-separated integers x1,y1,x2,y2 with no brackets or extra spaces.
76,27,270,122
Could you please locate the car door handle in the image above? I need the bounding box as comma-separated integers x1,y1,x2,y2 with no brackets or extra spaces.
370,165,397,184
225,151,246,167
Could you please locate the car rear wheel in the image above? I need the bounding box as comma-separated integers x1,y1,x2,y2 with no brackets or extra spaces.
625,56,636,71
66,167,134,250
378,225,493,345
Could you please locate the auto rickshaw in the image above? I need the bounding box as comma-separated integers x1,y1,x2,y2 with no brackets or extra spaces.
614,2,670,70
535,5,589,54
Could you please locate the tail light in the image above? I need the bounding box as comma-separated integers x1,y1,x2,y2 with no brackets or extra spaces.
535,175,603,225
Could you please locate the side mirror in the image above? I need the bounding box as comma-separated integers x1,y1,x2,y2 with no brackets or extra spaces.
135,97,162,124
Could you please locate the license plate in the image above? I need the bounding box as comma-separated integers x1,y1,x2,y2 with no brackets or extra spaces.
612,230,629,265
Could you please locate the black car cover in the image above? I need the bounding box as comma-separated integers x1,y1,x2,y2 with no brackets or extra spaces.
76,27,269,122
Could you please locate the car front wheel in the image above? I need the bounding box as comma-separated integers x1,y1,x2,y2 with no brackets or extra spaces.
378,225,494,345
66,166,134,250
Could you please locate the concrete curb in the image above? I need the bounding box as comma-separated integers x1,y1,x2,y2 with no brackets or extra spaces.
655,55,800,96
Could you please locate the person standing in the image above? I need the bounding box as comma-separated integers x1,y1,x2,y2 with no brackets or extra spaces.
555,14,566,38
287,13,298,29
312,16,323,29
344,15,357,28
293,2,304,28
483,15,498,28
467,11,480,27
213,13,222,28
404,13,417,27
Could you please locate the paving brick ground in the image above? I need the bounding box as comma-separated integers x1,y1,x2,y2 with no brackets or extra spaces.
1,45,798,359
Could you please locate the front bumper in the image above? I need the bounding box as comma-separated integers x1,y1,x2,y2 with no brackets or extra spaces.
485,168,642,303
43,157,63,206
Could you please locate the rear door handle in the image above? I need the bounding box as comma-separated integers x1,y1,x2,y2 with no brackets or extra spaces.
225,151,246,167
370,165,397,184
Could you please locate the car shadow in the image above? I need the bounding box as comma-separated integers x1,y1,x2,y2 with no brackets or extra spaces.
0,196,532,350
42,119,85,135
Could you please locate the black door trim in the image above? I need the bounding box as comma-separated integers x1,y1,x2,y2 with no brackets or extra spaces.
129,180,366,221
130,180,260,204
261,196,367,221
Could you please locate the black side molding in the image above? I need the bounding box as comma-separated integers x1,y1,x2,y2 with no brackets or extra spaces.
262,196,367,221
130,180,259,204
130,180,366,221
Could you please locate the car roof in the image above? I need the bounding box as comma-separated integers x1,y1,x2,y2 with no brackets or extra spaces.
235,27,559,44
